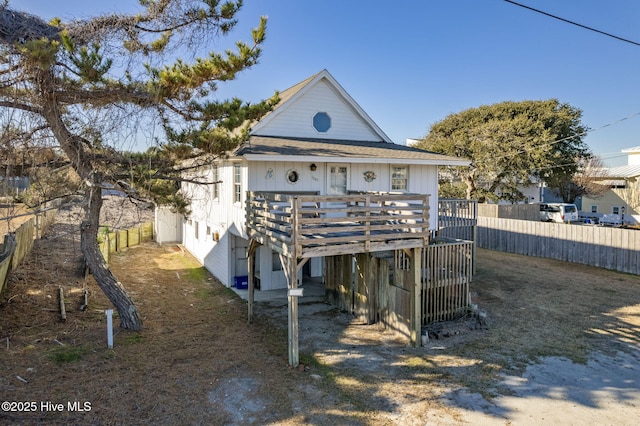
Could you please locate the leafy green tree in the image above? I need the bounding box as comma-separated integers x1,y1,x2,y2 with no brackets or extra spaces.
415,99,590,203
0,1,277,330
437,179,466,199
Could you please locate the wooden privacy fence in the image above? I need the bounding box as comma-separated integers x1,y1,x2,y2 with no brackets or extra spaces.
477,203,539,221
478,216,640,275
98,222,154,263
0,234,17,295
1,207,59,295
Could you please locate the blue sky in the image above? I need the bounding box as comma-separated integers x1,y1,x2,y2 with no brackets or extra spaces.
18,0,640,166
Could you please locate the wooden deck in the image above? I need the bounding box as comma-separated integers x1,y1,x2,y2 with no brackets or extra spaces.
245,192,476,365
246,191,431,259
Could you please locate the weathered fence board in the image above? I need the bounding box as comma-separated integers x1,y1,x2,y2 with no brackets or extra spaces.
140,222,154,242
35,208,58,238
99,239,110,263
324,254,353,311
98,222,154,264
423,239,473,324
478,217,640,275
127,227,140,247
116,229,128,251
108,232,117,253
11,218,34,269
0,234,17,294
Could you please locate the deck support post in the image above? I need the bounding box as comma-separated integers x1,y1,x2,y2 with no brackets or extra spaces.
247,239,260,323
287,257,298,367
280,254,308,367
410,246,422,347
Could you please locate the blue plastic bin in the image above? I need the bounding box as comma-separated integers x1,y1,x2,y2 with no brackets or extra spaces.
234,275,248,289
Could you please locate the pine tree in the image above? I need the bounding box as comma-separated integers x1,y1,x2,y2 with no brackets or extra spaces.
0,1,277,330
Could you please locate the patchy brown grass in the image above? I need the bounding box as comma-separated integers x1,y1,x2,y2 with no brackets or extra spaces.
1,204,639,424
1,214,414,425
425,249,640,397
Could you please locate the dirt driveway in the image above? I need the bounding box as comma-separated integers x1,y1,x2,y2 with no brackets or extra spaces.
1,210,639,424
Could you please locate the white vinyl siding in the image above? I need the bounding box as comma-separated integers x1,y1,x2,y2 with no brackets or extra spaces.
253,80,381,141
247,161,324,194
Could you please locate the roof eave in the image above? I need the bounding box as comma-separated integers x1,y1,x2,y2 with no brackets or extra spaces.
241,154,470,166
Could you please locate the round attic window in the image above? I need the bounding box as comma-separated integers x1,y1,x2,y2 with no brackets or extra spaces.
286,169,299,184
313,112,331,133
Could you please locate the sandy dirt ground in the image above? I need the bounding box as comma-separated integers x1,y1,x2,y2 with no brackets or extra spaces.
255,264,640,425
0,198,639,424
451,351,640,424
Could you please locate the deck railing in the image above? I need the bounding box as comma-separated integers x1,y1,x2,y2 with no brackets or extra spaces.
437,199,477,241
390,236,473,326
246,191,431,258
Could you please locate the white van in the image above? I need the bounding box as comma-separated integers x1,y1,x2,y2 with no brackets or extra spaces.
540,203,578,223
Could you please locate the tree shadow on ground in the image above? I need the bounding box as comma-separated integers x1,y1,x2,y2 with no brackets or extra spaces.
254,247,640,423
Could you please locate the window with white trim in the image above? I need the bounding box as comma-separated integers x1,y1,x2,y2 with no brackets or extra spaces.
391,166,408,191
591,205,598,213
233,164,242,203
612,206,621,215
211,164,219,200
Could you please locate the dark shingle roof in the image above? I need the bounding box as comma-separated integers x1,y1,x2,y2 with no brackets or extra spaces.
234,136,469,165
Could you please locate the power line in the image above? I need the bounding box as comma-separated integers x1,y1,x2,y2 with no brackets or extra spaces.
504,0,640,47
486,110,640,162
425,109,640,165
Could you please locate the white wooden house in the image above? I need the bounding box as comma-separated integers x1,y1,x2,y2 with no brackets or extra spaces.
157,69,468,290
156,69,476,364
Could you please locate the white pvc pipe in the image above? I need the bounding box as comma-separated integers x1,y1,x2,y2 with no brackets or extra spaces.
106,309,114,348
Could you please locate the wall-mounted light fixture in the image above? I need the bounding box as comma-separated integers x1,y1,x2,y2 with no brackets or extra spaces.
310,163,317,171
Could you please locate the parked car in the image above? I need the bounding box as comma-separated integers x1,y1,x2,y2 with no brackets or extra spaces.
540,203,579,223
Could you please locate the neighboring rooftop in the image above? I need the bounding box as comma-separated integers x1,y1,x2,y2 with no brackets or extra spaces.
621,146,640,153
605,164,640,178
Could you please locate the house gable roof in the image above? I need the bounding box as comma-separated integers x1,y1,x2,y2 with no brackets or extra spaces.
250,69,392,143
231,69,470,167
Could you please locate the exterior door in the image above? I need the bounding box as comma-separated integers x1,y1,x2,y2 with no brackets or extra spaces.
327,164,348,196
326,164,349,217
